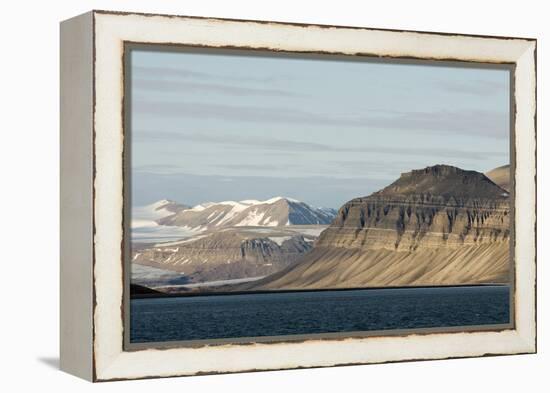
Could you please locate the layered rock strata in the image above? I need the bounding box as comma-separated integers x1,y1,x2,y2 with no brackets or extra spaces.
246,165,511,290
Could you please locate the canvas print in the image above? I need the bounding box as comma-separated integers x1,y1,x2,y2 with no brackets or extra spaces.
127,47,512,344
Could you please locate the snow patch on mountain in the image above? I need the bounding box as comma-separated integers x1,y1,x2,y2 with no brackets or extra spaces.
131,200,196,242
132,197,336,244
268,236,292,246
158,196,336,229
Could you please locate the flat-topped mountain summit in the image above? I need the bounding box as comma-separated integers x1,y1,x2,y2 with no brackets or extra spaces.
243,165,511,290
373,164,509,200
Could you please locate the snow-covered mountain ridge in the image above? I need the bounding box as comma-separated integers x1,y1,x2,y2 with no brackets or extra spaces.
156,196,337,230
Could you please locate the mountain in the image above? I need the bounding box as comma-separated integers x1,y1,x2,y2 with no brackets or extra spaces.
131,200,194,243
243,165,511,290
132,197,334,287
129,283,163,296
485,164,510,192
132,199,190,225
132,226,320,284
373,165,509,199
158,197,336,230
143,199,190,216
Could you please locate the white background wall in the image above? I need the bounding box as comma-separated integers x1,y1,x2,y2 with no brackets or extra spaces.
0,0,546,391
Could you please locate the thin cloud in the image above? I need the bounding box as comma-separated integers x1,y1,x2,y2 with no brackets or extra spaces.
132,78,301,98
131,171,390,208
214,160,426,178
133,66,209,80
133,100,347,127
132,99,508,139
134,129,506,160
366,109,508,139
132,66,287,84
215,163,291,171
435,79,508,95
330,160,421,174
133,164,184,174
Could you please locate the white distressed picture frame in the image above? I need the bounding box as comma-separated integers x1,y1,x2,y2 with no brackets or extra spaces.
60,10,536,382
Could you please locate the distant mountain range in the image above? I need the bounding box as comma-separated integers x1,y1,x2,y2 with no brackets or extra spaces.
131,197,335,286
241,164,511,291
131,199,190,228
156,196,337,230
132,226,321,286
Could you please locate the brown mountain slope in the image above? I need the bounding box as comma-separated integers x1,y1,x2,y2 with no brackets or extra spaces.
485,164,510,192
133,226,319,283
243,165,511,290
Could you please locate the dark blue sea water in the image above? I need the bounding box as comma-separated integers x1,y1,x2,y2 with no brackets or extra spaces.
130,286,510,343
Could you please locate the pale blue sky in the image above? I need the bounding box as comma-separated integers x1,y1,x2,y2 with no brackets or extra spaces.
130,48,510,208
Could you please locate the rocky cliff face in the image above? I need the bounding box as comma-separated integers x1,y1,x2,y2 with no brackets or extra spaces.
132,227,318,283
245,165,511,290
322,165,509,252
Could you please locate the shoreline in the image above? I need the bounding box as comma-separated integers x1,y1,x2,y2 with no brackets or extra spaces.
131,282,510,299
